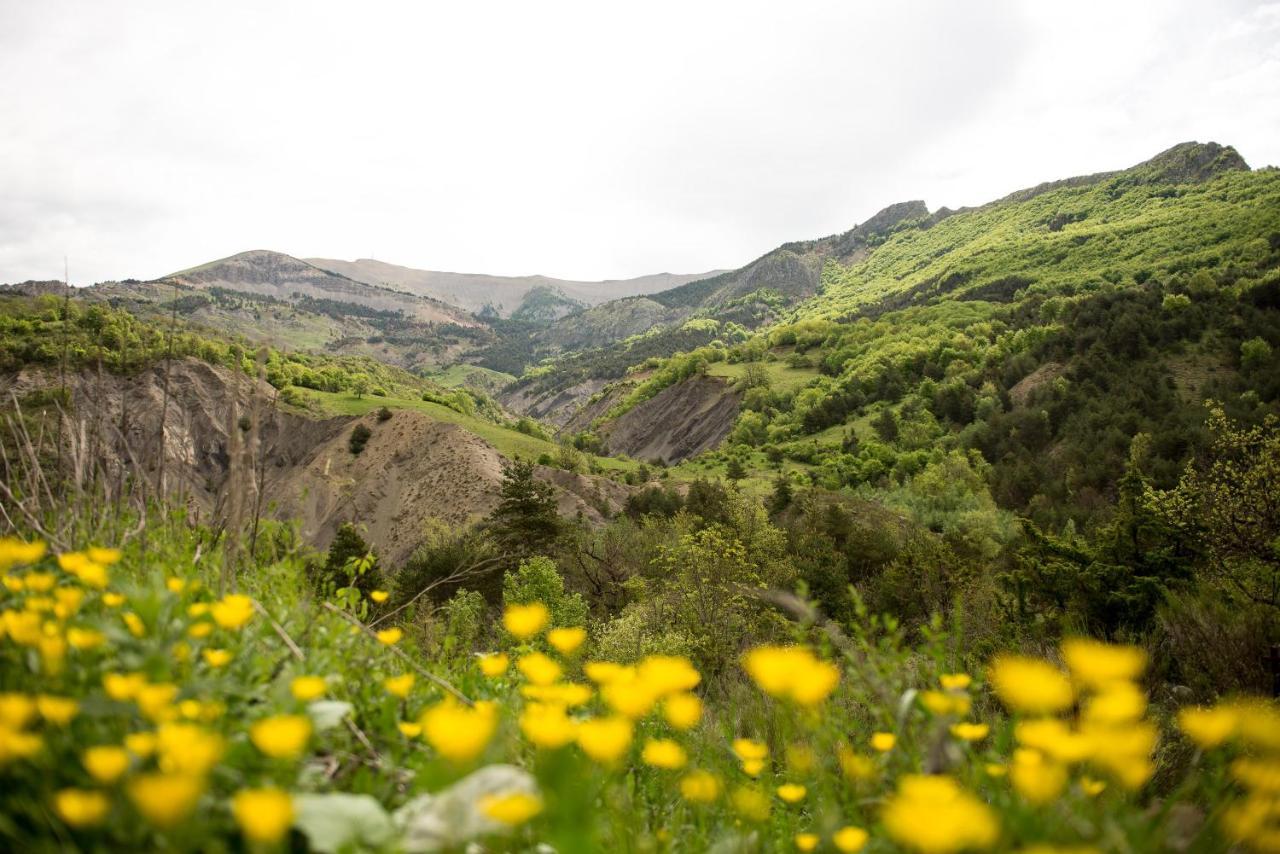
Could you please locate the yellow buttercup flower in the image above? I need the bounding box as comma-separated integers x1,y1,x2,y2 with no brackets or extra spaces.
921,690,971,717
421,699,497,762
517,652,563,686
384,673,415,698
0,728,42,763
232,788,294,843
795,832,819,851
547,626,587,655
742,645,839,706
950,722,990,742
137,683,179,722
36,695,79,726
584,661,629,684
23,571,56,593
1011,748,1068,804
520,703,578,749
733,738,768,762
837,745,878,781
210,594,255,630
290,676,327,701
53,788,110,828
0,693,36,729
250,715,312,760
576,716,633,763
1061,638,1146,689
128,773,204,827
375,627,403,645
939,673,972,691
125,732,157,757
156,723,224,775
641,738,687,769
989,655,1074,714
521,682,593,707
166,578,187,594
370,590,390,603
503,602,550,639
103,672,145,702
0,537,46,571
731,786,771,822
601,671,659,719
680,769,722,803
833,826,869,852
67,627,106,650
121,611,145,637
1081,776,1107,796
53,587,84,616
663,692,702,730
1177,705,1238,749
83,745,131,783
397,721,422,738
202,649,232,668
871,732,896,752
188,622,213,638
480,791,543,825
102,592,125,608
638,655,702,696
86,546,122,565
882,775,999,854
478,652,509,677
776,783,806,803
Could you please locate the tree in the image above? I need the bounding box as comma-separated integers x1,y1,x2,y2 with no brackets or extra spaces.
487,458,562,560
316,523,381,594
351,374,371,399
726,457,747,482
768,474,793,514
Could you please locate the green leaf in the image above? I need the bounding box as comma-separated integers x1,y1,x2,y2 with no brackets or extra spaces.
306,700,353,731
294,793,395,854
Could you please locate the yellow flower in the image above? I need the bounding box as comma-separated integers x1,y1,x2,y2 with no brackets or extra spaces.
375,627,403,645
837,745,878,781
67,627,106,650
742,645,839,706
833,826,870,852
520,703,578,749
210,594,255,630
1015,718,1094,764
102,592,125,608
137,683,179,722
0,693,36,729
641,738,687,769
0,728,42,764
601,672,659,719
202,648,232,668
871,732,896,752
290,676,327,701
479,791,543,825
57,553,106,587
121,612,145,637
795,832,820,851
576,716,633,763
384,673,415,698
188,603,209,617
232,788,294,843
24,571,56,593
548,626,587,655
741,758,765,776
370,590,390,603
503,602,550,639
0,537,46,571
950,722,990,742
680,769,722,803
663,693,702,730
1084,681,1146,724
397,721,422,738
521,682,593,706
638,655,702,696
731,786,771,822
478,652,509,677
1011,748,1068,804
188,622,213,638
776,783,806,803
882,775,999,854
1081,776,1107,796
83,745,131,783
128,773,204,827
36,695,79,726
1178,705,1239,749
53,788,110,828
517,652,563,686
166,578,187,594
584,661,629,684
786,743,816,773
1061,638,1146,689
989,654,1073,714
939,673,972,691
125,732,157,757
921,690,971,717
86,546,122,565
156,723,224,775
250,715,312,760
985,762,1006,777
421,700,497,762
53,587,84,616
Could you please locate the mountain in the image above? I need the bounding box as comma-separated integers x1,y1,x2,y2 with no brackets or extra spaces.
305,257,727,317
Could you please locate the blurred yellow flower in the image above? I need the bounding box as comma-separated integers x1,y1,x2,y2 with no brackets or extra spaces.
478,652,509,677
776,783,806,803
53,788,109,828
128,773,204,827
503,602,550,639
1081,776,1107,796
601,672,659,719
232,787,294,843
157,723,224,775
370,590,389,603
547,626,587,655
921,690,971,717
939,673,972,691
137,683,179,722
520,703,578,749
86,546,122,565
420,700,497,763
66,627,105,650
36,695,78,726
950,722,990,742
742,645,839,706
121,612,145,637
1061,638,1146,689
24,572,56,593
125,732,157,757
0,728,42,764
187,622,213,639
166,578,187,594
83,745,130,783
733,738,768,762
795,832,819,851
53,587,84,616
882,775,999,854
641,738,687,769
833,826,870,852
584,661,628,684
1178,705,1238,749
0,693,36,729
375,627,403,645
577,716,633,763
202,649,232,668
837,745,877,781
989,655,1074,714
397,721,422,738
1084,681,1146,724
517,652,563,686
480,791,543,825
521,682,593,707
384,673,415,698
102,592,125,608
680,769,722,803
731,786,771,822
290,675,327,702
1011,748,1068,804
663,693,702,730
0,537,46,571
638,655,702,696
210,594,255,630
871,732,896,752
250,715,312,760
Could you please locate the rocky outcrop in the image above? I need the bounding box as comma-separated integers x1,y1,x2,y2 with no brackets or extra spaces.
601,374,741,464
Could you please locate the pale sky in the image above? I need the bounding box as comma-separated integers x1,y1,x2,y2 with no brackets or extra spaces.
2,0,1278,286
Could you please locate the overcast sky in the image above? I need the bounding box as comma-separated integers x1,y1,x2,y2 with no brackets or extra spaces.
2,0,1278,286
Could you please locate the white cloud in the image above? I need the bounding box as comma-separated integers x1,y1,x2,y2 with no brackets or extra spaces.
0,0,1276,285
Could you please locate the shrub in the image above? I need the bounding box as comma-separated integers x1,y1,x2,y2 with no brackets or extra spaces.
348,423,372,454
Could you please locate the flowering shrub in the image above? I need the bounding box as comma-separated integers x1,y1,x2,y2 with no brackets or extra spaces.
2,533,1278,851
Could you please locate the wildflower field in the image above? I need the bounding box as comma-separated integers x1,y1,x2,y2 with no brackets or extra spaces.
1,528,1278,853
